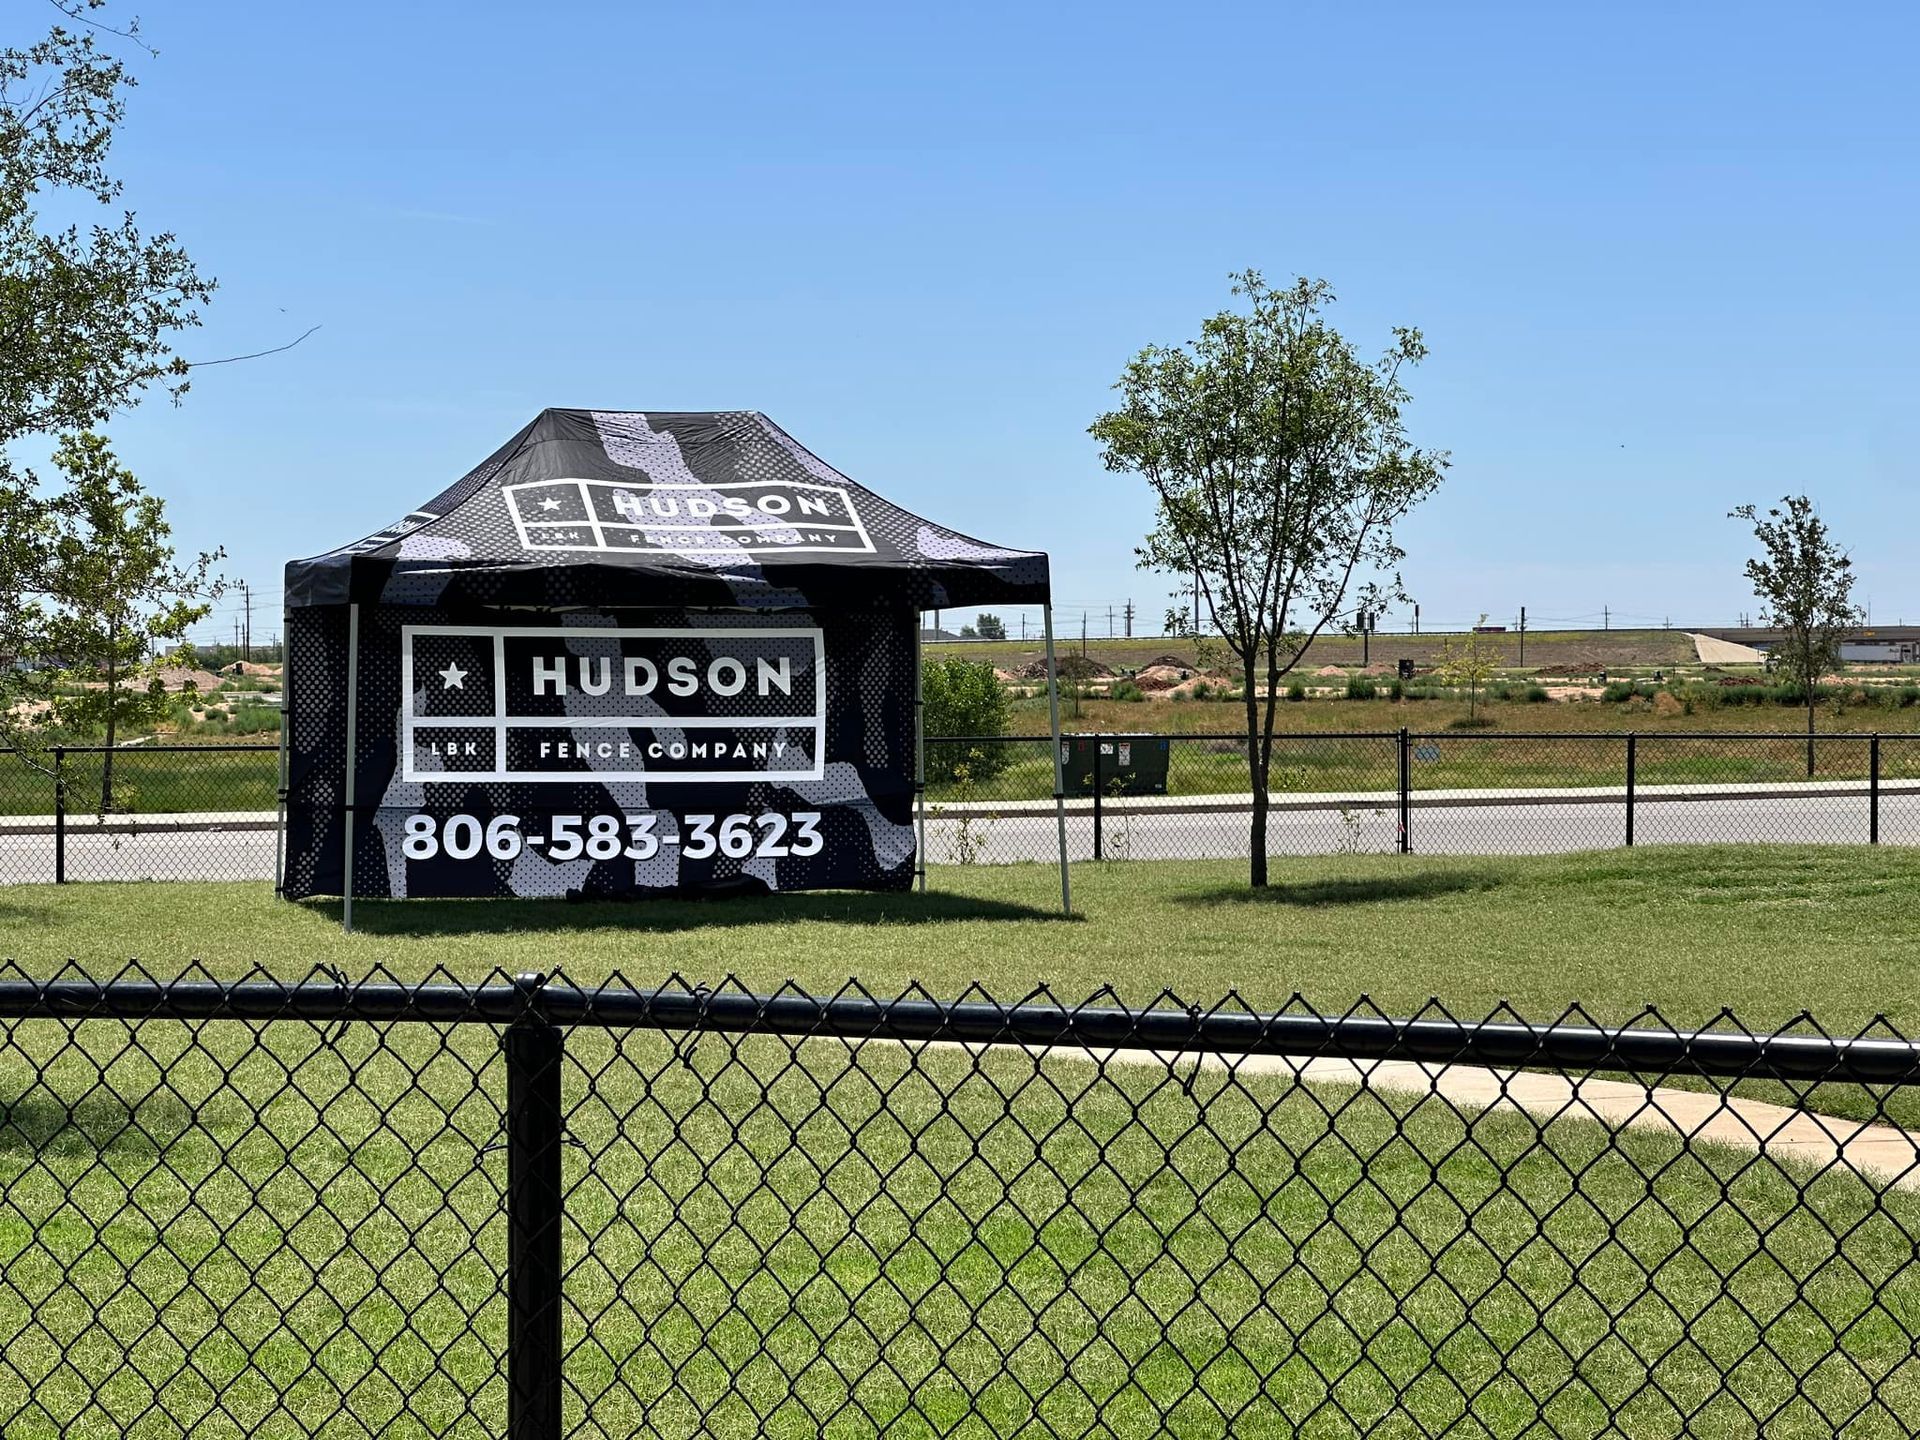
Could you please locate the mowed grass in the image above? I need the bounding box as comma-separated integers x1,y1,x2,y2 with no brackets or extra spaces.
5,1029,1920,1438
4,847,1920,1035
8,850,1920,1435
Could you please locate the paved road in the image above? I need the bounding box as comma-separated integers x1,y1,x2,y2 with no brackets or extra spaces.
4,781,1917,883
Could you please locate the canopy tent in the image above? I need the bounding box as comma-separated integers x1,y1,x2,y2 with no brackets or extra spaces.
279,408,1070,923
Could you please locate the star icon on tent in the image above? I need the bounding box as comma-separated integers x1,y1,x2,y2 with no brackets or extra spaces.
439,662,468,690
540,497,562,512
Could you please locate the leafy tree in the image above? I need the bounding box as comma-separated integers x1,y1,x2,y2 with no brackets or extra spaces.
1436,618,1502,721
959,624,978,638
974,612,1007,641
1090,271,1447,885
0,432,222,810
2,3,213,449
1732,495,1861,776
922,656,1012,783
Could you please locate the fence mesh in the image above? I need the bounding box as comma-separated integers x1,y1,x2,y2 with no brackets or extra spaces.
0,746,281,886
4,969,1920,1436
0,970,506,1438
4,733,1920,886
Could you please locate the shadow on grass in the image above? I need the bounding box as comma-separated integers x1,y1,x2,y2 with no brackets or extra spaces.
299,888,1075,936
1185,870,1501,908
0,1090,195,1158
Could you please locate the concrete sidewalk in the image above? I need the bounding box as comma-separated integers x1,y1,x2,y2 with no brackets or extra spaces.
917,1042,1920,1191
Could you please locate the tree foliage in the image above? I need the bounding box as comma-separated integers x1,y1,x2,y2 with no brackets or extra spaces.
0,432,222,807
1732,495,1861,766
922,656,1012,783
2,2,213,448
1090,271,1447,884
974,613,1007,641
1436,617,1502,721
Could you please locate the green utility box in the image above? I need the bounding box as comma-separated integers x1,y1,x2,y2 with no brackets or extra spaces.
1060,734,1171,797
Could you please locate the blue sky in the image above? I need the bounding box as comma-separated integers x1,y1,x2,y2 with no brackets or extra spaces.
58,0,1920,644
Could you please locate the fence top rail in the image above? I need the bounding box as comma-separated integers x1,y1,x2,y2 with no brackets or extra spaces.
1404,730,1892,742
956,731,1903,745
0,972,1916,1085
0,744,281,756
971,731,1403,744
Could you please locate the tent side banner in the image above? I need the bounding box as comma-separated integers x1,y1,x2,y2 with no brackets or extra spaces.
283,604,917,899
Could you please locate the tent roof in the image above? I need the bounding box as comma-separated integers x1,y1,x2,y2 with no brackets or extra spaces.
285,409,1050,611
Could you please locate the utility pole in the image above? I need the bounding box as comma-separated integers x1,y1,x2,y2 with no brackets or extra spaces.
1518,605,1526,665
1413,603,1420,636
1604,605,1609,631
1124,600,1134,638
1107,605,1115,639
240,580,252,663
1360,611,1372,667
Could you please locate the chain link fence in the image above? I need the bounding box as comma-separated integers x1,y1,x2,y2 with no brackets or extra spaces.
3,967,1920,1437
926,731,1920,866
4,734,1920,885
0,746,281,885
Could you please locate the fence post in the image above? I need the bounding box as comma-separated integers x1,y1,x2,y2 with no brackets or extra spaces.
1871,734,1881,846
1397,728,1411,854
1092,734,1103,861
505,973,564,1440
53,746,66,884
1625,733,1637,848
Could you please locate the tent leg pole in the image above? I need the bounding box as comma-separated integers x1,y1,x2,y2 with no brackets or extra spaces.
274,605,290,900
342,602,360,935
1043,604,1071,917
914,614,927,894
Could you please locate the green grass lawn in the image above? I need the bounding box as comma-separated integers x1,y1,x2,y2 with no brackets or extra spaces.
8,849,1920,1436
5,1009,1919,1437
5,847,1919,1033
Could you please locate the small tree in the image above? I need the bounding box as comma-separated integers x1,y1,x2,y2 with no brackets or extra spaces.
922,656,1012,784
1732,495,1861,776
974,613,1007,641
1091,271,1447,885
1,433,222,810
1436,617,1502,721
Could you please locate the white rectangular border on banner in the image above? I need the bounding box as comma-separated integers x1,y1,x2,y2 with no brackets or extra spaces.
401,624,827,784
501,479,876,556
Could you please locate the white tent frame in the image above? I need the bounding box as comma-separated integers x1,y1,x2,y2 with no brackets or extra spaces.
914,607,1070,916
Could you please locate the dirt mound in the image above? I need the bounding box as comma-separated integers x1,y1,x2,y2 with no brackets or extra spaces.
1552,661,1608,678
1132,663,1196,692
152,667,222,693
1016,655,1113,681
1314,665,1346,678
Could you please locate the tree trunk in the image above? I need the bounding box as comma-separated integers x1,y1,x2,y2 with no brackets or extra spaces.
1245,663,1267,886
101,614,117,814
1806,691,1815,779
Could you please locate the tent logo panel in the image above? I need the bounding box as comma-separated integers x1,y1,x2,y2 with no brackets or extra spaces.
401,624,827,784
504,478,876,556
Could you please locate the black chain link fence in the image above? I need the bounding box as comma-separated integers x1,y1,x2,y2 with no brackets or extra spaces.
0,745,280,884
3,734,1918,885
4,967,1920,1436
925,732,1920,866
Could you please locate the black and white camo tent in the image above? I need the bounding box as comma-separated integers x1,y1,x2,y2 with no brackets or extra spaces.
279,409,1071,924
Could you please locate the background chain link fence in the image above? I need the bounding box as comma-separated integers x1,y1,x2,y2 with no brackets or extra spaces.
4,968,1920,1436
3,734,1918,885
